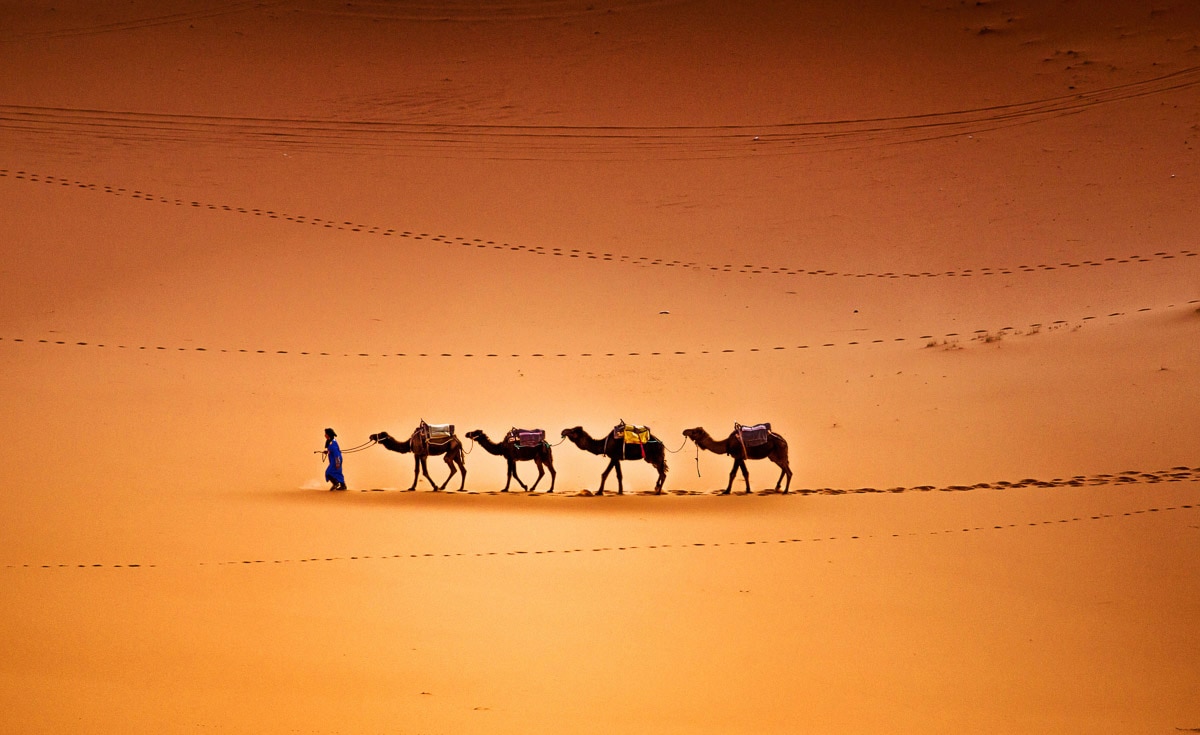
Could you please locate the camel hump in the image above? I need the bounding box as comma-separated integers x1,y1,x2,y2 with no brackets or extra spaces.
736,422,772,447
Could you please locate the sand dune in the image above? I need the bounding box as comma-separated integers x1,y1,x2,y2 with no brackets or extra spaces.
2,1,1198,733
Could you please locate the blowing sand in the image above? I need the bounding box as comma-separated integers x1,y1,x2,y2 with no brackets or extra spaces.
1,1,1198,733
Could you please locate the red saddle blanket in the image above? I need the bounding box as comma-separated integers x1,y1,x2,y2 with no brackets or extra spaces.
736,422,772,447
508,428,545,447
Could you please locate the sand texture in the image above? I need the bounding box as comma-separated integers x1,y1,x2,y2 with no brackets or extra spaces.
1,1,1198,733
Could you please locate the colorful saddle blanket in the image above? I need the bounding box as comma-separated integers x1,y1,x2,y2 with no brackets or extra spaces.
420,421,455,443
614,423,652,445
509,428,545,448
736,422,772,447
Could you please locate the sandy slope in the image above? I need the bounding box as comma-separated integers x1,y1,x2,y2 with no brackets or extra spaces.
1,1,1198,733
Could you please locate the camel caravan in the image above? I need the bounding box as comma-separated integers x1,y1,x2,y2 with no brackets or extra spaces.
346,420,793,496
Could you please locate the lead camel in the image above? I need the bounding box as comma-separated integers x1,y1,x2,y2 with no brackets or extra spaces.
560,425,668,495
682,426,793,494
464,429,556,493
369,428,467,492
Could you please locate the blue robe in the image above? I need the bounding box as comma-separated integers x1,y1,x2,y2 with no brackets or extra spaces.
325,440,344,484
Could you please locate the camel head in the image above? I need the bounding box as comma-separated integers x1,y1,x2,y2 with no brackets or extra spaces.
682,427,708,442
464,429,483,441
371,431,414,454
562,426,593,446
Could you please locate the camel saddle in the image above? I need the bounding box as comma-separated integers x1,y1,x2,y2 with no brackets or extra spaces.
420,421,455,443
508,428,545,448
735,422,772,448
614,422,652,445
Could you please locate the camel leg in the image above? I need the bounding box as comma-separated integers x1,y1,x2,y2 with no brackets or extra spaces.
774,443,793,493
772,450,792,493
409,456,422,492
506,458,527,492
456,455,467,492
613,459,624,495
438,453,462,491
421,456,440,491
654,459,666,495
726,459,749,494
528,459,544,492
775,464,791,493
543,454,556,493
420,456,444,490
598,459,617,496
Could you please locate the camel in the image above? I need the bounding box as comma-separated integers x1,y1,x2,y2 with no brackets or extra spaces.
560,424,668,495
369,426,467,492
464,429,556,493
682,425,793,494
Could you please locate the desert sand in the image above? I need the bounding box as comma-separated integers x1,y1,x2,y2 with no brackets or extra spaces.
1,1,1198,733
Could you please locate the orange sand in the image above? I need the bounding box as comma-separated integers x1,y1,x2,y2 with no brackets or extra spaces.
1,1,1198,733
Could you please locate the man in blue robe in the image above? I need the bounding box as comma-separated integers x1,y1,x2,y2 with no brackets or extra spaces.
324,427,346,491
